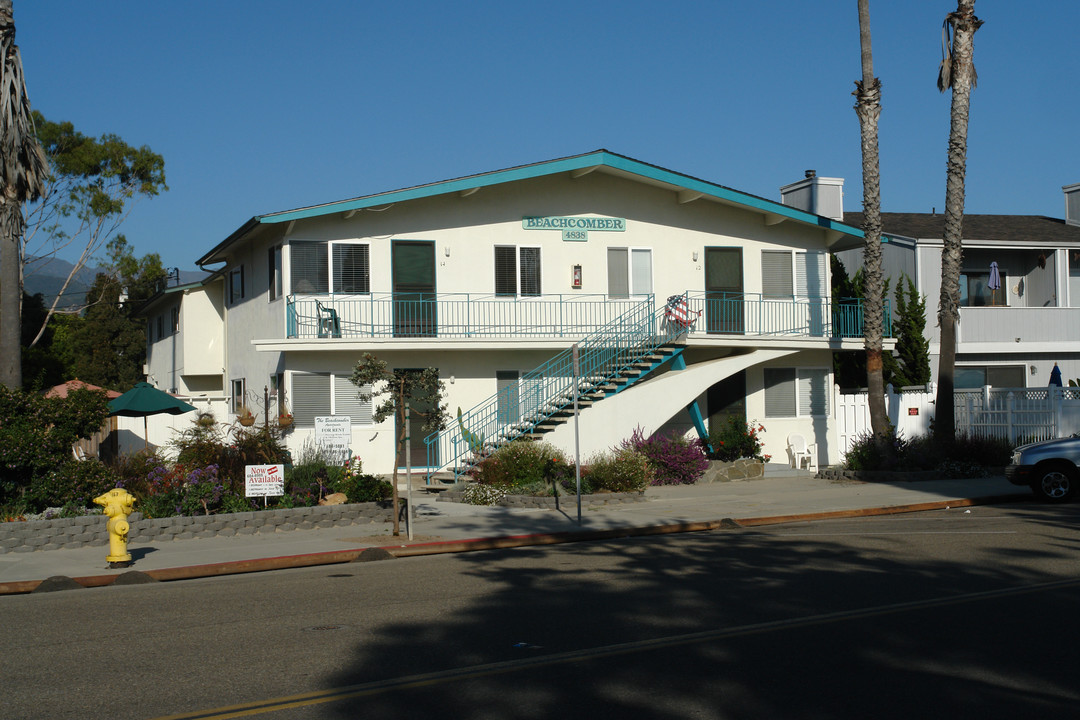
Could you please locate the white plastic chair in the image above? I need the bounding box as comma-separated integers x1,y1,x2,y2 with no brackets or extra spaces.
787,433,818,472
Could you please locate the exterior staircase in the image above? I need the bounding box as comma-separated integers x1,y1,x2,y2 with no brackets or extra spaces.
425,295,693,481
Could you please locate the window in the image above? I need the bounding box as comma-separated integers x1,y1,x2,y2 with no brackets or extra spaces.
270,373,285,415
291,242,329,294
495,246,541,297
955,365,1026,389
1070,250,1080,307
268,245,282,301
762,251,826,298
156,315,164,340
290,372,373,426
170,306,179,334
959,269,1008,307
607,248,652,298
764,367,830,417
762,251,793,298
228,265,245,304
333,244,370,293
289,241,370,295
231,378,246,414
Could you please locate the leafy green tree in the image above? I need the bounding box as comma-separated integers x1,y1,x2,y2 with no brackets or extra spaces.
350,354,447,536
889,275,931,388
0,1,48,390
21,290,73,390
65,237,165,391
22,111,167,348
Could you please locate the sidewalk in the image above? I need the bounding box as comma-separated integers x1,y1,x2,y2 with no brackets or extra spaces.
0,469,1029,592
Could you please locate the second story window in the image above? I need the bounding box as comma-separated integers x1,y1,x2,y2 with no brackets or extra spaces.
170,306,179,334
495,246,541,297
290,241,369,294
268,245,282,301
229,265,245,304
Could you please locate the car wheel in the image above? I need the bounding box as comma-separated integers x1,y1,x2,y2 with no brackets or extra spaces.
1031,462,1078,503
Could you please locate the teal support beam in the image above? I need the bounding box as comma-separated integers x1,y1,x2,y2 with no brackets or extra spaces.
669,353,713,453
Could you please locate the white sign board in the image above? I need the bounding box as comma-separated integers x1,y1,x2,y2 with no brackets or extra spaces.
245,464,285,497
315,416,352,464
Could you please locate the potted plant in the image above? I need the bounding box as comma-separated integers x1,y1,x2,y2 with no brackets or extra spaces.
237,406,256,426
278,411,293,428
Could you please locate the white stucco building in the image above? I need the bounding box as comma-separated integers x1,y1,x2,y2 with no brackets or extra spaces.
143,151,884,475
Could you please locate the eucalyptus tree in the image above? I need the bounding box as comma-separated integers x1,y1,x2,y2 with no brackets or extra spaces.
854,0,889,443
934,0,982,443
0,0,47,389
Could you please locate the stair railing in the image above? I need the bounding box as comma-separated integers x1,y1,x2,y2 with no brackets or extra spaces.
426,293,694,480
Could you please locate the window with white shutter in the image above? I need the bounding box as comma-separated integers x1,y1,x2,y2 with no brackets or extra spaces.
495,246,541,297
332,244,370,294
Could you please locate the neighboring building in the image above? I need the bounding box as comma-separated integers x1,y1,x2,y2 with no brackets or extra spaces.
145,150,885,474
835,182,1080,390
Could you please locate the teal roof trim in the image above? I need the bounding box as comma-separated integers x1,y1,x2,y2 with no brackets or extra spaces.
255,150,864,238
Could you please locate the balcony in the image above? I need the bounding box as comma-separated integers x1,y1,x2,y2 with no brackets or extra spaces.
958,306,1080,345
284,292,887,341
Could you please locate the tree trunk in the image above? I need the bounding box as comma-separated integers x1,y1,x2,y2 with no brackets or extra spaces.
0,196,21,388
855,0,889,442
935,0,983,444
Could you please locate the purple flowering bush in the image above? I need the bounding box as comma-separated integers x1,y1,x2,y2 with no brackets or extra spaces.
622,427,709,486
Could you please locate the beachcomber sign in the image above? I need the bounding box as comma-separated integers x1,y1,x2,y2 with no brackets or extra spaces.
522,216,626,242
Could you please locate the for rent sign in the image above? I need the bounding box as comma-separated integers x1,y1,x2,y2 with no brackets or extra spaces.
245,464,285,497
315,416,352,464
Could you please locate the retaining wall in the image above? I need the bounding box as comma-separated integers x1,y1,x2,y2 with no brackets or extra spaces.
436,491,647,509
0,502,404,554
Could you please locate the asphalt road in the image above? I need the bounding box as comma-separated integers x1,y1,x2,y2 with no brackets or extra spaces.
3,503,1079,719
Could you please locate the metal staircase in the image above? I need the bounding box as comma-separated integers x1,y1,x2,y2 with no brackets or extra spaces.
425,295,693,481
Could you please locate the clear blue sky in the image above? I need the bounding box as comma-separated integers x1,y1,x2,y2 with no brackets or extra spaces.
16,1,1080,272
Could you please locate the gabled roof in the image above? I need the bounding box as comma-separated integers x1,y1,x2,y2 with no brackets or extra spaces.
844,212,1080,246
198,150,865,266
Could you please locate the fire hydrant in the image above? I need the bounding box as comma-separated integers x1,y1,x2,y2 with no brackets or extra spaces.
94,488,136,568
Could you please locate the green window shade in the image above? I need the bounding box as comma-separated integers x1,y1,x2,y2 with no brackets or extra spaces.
764,368,797,417
291,242,329,294
495,246,517,296
393,242,434,286
292,374,331,426
762,251,792,297
333,244,370,294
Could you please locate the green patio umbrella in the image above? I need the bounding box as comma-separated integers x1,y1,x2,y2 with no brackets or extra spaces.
108,382,197,449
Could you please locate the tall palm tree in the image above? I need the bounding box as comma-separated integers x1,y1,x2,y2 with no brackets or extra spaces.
0,0,47,389
934,0,982,444
854,0,889,443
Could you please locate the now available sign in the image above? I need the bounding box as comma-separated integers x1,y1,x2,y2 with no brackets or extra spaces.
245,464,285,498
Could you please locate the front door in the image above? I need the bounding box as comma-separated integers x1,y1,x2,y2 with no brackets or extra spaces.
396,369,439,470
392,240,436,337
705,247,744,334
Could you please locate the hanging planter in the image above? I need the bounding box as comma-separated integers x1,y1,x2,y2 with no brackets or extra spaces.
237,407,256,426
278,414,293,428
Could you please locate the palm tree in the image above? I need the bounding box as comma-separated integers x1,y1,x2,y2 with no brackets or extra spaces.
854,0,889,444
934,0,983,444
0,0,47,389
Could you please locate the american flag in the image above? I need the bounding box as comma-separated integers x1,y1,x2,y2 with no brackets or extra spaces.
665,295,699,328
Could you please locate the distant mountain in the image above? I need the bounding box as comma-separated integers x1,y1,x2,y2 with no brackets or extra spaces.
18,256,208,309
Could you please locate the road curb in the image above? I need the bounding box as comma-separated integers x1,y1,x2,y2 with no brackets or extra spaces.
0,492,1031,595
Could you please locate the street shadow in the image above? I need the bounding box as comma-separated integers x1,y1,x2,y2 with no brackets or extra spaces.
320,506,1080,718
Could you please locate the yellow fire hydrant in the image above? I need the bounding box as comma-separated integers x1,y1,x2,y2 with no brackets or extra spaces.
94,488,136,568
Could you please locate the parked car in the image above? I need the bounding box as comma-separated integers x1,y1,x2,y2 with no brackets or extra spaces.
1006,435,1080,502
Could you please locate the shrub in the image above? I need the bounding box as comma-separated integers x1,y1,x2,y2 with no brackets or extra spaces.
581,449,652,493
463,483,510,506
623,427,708,485
842,431,1011,474
28,458,118,510
179,465,226,516
708,418,768,463
472,441,566,490
337,457,392,502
